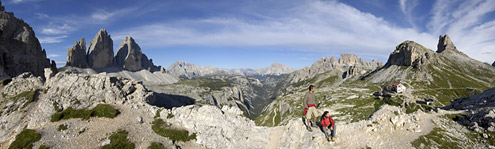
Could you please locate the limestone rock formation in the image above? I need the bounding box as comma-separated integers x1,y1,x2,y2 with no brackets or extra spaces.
0,2,55,78
141,53,160,72
167,61,294,79
384,41,434,68
244,63,295,76
288,54,383,83
115,36,142,71
66,38,88,68
87,29,114,69
339,54,358,65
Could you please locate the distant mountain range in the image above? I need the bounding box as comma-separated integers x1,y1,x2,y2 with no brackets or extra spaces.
167,61,295,79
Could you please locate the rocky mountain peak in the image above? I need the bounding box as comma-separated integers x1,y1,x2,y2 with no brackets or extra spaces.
384,40,433,68
339,54,358,65
437,34,455,53
87,28,114,69
492,61,495,67
115,36,143,71
66,38,88,68
0,2,55,78
436,34,468,57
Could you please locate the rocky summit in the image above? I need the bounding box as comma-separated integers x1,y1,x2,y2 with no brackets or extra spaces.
66,38,88,68
0,1,55,79
115,36,143,71
87,29,114,69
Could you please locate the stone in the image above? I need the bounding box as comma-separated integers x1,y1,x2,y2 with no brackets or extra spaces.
66,38,88,68
384,40,433,68
492,61,495,67
437,34,455,53
44,68,54,80
87,28,114,69
339,54,358,65
115,36,142,71
0,3,55,77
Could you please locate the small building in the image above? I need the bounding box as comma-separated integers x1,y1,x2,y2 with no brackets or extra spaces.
388,82,406,93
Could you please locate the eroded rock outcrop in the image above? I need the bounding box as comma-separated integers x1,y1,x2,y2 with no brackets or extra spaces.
87,29,114,69
289,54,382,83
384,40,434,68
115,36,142,71
0,1,55,78
66,38,88,68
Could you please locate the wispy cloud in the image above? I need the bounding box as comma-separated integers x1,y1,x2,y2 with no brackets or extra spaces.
47,54,60,58
38,35,68,44
114,0,436,60
41,24,74,35
10,0,42,4
111,0,495,63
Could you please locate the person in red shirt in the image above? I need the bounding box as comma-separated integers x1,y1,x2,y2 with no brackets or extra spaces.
320,111,336,142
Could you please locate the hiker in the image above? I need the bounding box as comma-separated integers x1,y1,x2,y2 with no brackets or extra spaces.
303,85,318,131
320,111,336,142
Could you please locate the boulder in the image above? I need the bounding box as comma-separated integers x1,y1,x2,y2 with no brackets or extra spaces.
87,28,114,69
66,38,88,68
115,36,142,71
0,2,55,77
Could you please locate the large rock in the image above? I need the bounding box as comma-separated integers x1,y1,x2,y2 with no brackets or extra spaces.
339,54,358,65
66,38,88,68
492,61,494,67
0,2,55,78
87,28,114,69
384,40,433,68
115,36,142,71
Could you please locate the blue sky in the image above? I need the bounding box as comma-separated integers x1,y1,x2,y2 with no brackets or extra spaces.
3,0,495,69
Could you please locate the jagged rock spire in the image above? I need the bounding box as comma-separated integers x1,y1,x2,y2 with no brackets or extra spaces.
115,36,143,71
437,34,456,53
66,38,88,68
87,28,114,69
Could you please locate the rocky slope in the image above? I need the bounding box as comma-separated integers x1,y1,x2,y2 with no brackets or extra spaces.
167,61,294,79
362,34,495,105
2,70,480,148
256,35,495,128
0,1,56,79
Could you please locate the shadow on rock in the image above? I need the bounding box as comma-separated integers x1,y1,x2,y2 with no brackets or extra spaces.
149,92,196,109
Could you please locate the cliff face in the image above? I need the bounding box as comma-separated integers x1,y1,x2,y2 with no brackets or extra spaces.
86,29,115,69
0,1,55,78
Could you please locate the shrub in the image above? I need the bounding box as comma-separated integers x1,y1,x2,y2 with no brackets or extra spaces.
51,104,119,122
101,130,135,149
8,129,41,149
151,119,196,142
57,124,68,131
147,142,164,149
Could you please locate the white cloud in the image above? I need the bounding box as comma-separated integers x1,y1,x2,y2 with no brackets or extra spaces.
10,0,42,4
114,0,436,60
41,24,74,35
47,54,60,58
38,35,68,44
111,0,495,63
